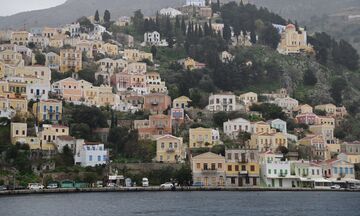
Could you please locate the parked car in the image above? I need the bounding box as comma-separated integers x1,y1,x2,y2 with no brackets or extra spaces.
142,178,149,187
28,183,44,190
46,183,58,189
331,184,341,190
0,185,7,191
350,184,360,190
160,182,174,189
107,182,116,188
125,178,132,187
192,182,204,187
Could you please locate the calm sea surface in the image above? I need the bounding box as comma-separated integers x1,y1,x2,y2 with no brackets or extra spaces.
0,191,359,216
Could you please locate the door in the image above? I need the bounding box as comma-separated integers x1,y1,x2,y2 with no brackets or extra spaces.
238,177,243,187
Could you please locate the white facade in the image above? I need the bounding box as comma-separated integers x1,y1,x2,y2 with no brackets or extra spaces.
74,140,108,167
186,0,207,7
261,156,297,188
223,118,251,138
269,119,287,134
207,93,239,112
54,136,76,153
273,97,299,112
64,23,81,37
159,8,182,18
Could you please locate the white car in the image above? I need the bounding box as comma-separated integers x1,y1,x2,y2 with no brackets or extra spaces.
28,183,44,190
46,183,58,189
160,182,174,189
331,184,341,189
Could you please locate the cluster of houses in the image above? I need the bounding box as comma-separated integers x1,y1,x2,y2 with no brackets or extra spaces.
1,0,359,188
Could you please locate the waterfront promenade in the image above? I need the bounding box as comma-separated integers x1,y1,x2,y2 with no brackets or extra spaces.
1,186,359,196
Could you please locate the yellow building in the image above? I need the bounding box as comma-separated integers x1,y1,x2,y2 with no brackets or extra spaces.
0,61,5,78
124,49,153,62
11,31,30,45
76,40,94,59
297,104,313,114
251,121,273,134
0,94,28,115
225,149,260,187
60,48,82,73
315,104,337,114
0,49,24,67
39,124,69,144
239,92,258,105
156,135,184,163
83,85,117,107
189,127,220,148
191,152,226,186
173,96,192,109
102,43,119,56
250,132,287,152
32,99,62,122
316,116,335,126
325,144,341,160
10,122,27,144
277,24,313,55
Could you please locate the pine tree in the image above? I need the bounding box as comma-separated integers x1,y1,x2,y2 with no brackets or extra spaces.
175,16,180,30
94,10,100,23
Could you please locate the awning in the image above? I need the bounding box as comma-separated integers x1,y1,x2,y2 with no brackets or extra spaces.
299,177,314,182
313,178,331,183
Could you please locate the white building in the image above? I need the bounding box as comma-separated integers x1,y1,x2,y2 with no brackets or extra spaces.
223,118,251,139
64,23,81,37
186,0,207,7
260,151,298,188
273,97,299,113
207,92,240,112
269,119,287,134
144,31,160,45
159,8,182,18
74,140,108,167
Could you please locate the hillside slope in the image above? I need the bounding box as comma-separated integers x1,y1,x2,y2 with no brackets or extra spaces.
0,0,185,29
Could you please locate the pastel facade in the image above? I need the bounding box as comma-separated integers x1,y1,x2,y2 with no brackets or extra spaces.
191,152,226,187
309,124,335,144
10,122,27,144
11,31,31,45
189,127,221,148
223,118,251,139
60,48,82,73
239,92,258,105
225,149,260,187
45,52,60,71
74,141,108,167
173,96,191,109
250,132,288,152
124,49,153,62
207,92,239,112
143,93,171,114
156,135,184,163
38,124,69,144
32,99,62,123
135,114,172,140
298,135,326,160
277,24,313,55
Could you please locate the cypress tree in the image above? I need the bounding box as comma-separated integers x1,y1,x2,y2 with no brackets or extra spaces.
94,10,100,23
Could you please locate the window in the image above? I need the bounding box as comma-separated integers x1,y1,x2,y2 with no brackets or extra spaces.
227,165,232,171
334,167,338,174
98,156,101,161
16,130,19,135
250,165,255,172
89,155,93,161
268,169,271,174
227,153,232,160
203,163,208,170
211,163,216,170
218,163,222,169
235,165,239,171
196,163,200,169
161,143,164,149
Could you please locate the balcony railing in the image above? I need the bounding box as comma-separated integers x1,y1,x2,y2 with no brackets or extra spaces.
166,148,175,153
278,173,287,177
237,159,248,163
201,169,218,174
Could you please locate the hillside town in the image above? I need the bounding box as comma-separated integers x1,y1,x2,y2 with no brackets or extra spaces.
0,0,359,190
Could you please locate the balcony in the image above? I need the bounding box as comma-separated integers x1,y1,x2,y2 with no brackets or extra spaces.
201,169,218,174
166,148,175,153
278,173,287,178
151,101,159,106
155,124,165,129
237,159,248,163
239,170,248,175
